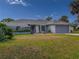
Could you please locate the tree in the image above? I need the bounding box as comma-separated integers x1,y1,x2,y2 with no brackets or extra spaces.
0,23,13,41
59,16,69,22
1,18,14,22
70,0,79,23
46,16,52,21
70,22,77,30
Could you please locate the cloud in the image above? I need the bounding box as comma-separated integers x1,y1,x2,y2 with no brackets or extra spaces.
35,15,41,18
7,0,30,6
50,12,62,20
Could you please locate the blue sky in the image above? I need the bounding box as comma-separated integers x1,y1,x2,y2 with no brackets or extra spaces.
0,0,76,22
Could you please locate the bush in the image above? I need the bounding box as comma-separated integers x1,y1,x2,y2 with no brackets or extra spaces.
0,23,13,42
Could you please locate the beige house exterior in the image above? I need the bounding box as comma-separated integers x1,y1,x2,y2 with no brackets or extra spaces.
3,19,70,33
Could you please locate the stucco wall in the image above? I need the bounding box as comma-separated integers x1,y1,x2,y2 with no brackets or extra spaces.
50,25,56,33
35,25,39,33
69,26,73,33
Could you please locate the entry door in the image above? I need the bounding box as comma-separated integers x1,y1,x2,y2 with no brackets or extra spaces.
31,25,36,33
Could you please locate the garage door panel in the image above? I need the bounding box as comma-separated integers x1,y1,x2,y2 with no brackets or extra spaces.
56,25,69,33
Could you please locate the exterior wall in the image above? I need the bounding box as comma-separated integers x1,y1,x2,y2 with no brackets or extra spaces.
35,25,39,33
50,25,56,33
69,26,73,33
39,25,41,33
8,26,17,30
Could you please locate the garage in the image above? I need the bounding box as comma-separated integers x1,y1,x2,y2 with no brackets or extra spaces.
55,25,69,33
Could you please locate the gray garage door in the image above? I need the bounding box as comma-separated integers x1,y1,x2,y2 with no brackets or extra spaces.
55,25,69,33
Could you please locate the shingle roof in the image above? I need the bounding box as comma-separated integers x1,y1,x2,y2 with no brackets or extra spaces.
3,19,69,27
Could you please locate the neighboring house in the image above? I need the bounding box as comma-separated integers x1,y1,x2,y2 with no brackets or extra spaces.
3,19,71,33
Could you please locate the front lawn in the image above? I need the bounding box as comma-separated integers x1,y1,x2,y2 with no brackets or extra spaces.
0,34,79,59
72,30,79,33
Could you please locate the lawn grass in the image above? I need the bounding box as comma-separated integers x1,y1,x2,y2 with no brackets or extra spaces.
72,30,79,33
0,34,79,59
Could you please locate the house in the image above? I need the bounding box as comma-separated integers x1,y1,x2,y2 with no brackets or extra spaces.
3,19,71,33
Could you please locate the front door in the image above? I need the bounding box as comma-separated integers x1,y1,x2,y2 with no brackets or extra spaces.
31,25,36,33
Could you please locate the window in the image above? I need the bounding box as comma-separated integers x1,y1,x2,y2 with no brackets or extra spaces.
41,25,45,31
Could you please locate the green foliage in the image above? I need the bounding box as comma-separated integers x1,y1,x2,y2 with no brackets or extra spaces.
70,0,79,15
15,26,31,32
70,0,79,23
48,30,51,33
0,23,13,41
23,29,31,32
1,18,14,22
70,23,77,30
59,16,69,22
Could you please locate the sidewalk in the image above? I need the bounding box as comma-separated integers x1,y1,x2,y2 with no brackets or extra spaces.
66,34,79,36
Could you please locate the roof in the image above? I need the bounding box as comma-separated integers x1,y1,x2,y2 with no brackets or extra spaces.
3,19,69,27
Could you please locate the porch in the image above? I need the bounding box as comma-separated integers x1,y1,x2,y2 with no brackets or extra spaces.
30,25,50,33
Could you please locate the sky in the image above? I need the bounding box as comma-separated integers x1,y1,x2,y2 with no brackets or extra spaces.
0,0,76,22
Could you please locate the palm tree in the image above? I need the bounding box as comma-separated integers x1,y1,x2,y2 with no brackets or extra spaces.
70,0,79,23
59,16,69,23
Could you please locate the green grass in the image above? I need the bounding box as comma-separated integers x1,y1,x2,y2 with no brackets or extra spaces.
72,30,79,33
0,34,79,59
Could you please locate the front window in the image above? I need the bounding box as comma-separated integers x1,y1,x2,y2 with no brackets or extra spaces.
41,25,45,31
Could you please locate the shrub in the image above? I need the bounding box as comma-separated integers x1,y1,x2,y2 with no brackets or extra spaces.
0,23,13,41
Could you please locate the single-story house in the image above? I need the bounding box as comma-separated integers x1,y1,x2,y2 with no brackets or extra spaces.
3,19,71,33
